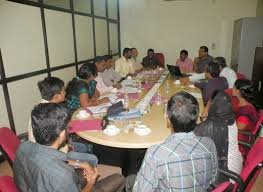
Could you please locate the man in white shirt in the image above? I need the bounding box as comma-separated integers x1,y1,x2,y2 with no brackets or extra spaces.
115,48,135,78
214,57,237,88
100,55,122,86
181,56,237,88
94,56,121,94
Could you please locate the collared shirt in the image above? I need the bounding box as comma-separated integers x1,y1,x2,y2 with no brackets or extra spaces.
95,73,113,94
100,67,122,86
176,58,194,73
195,77,229,105
196,55,213,73
115,56,135,78
133,132,218,192
14,141,81,192
131,57,143,70
142,56,160,69
220,67,237,88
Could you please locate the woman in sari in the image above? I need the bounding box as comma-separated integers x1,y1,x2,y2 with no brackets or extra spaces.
194,90,243,183
66,63,109,112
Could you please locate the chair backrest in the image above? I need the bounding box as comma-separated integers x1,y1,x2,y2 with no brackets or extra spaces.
0,176,18,192
241,137,263,191
154,53,165,68
0,127,21,166
236,72,247,80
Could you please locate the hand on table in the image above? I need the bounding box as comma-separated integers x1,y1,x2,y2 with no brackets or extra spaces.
113,83,122,89
99,97,110,104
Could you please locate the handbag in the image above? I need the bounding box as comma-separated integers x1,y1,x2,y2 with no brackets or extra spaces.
101,101,125,129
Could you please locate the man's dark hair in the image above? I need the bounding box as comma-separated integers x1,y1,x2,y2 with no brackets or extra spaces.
94,56,105,64
103,55,113,61
180,50,188,56
147,48,154,53
214,57,227,68
167,92,199,133
206,62,220,78
78,63,97,79
200,46,209,53
31,103,71,146
123,48,131,56
38,77,64,101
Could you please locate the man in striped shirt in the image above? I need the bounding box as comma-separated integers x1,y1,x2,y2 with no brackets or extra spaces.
133,92,218,192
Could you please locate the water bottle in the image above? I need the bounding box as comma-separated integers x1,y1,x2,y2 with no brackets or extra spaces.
124,92,129,109
156,91,161,106
165,81,169,94
164,102,168,118
137,81,142,93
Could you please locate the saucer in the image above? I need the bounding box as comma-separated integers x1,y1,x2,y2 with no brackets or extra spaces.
103,125,120,136
76,113,90,119
134,126,152,136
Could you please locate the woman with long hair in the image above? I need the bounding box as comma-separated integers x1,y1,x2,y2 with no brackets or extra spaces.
195,90,243,183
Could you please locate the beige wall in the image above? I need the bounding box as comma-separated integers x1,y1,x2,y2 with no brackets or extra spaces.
257,0,263,16
120,0,257,66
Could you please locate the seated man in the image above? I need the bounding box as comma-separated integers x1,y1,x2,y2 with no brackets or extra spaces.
131,48,143,71
194,46,213,73
175,49,193,73
214,57,237,88
142,48,160,69
115,48,135,78
195,62,229,105
94,56,121,94
14,103,125,192
132,92,218,192
28,76,98,166
100,55,122,87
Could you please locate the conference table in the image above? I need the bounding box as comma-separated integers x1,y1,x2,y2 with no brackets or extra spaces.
73,71,204,149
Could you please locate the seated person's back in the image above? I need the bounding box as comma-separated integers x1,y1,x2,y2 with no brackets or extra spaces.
133,92,218,192
142,49,160,69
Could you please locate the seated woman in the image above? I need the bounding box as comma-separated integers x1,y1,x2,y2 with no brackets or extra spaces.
226,79,259,143
194,90,243,183
66,63,110,112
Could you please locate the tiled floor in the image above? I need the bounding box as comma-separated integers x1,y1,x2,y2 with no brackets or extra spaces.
1,160,262,191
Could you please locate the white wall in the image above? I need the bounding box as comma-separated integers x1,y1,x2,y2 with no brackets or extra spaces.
120,0,257,66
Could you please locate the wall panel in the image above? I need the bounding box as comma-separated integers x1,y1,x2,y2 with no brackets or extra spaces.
95,18,108,56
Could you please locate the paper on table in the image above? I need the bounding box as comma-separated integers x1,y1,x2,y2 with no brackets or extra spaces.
87,103,112,114
99,93,119,103
188,92,202,99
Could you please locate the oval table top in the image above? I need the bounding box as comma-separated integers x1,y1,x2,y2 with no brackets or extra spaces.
73,74,204,149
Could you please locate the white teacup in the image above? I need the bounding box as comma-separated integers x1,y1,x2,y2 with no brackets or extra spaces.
127,76,132,80
111,88,118,93
175,80,181,85
103,125,120,136
77,110,90,119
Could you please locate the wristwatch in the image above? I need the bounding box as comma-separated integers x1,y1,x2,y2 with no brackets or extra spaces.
74,160,80,169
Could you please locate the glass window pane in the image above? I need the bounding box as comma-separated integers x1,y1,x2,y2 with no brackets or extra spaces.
51,67,75,85
75,15,94,61
43,0,70,9
74,0,91,13
95,19,108,56
0,86,10,128
8,75,46,134
45,9,75,67
0,1,46,77
94,0,106,17
108,0,118,19
109,23,119,54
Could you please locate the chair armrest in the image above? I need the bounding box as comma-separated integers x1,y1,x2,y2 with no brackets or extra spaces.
238,130,253,137
17,132,28,141
238,140,252,148
218,169,244,189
